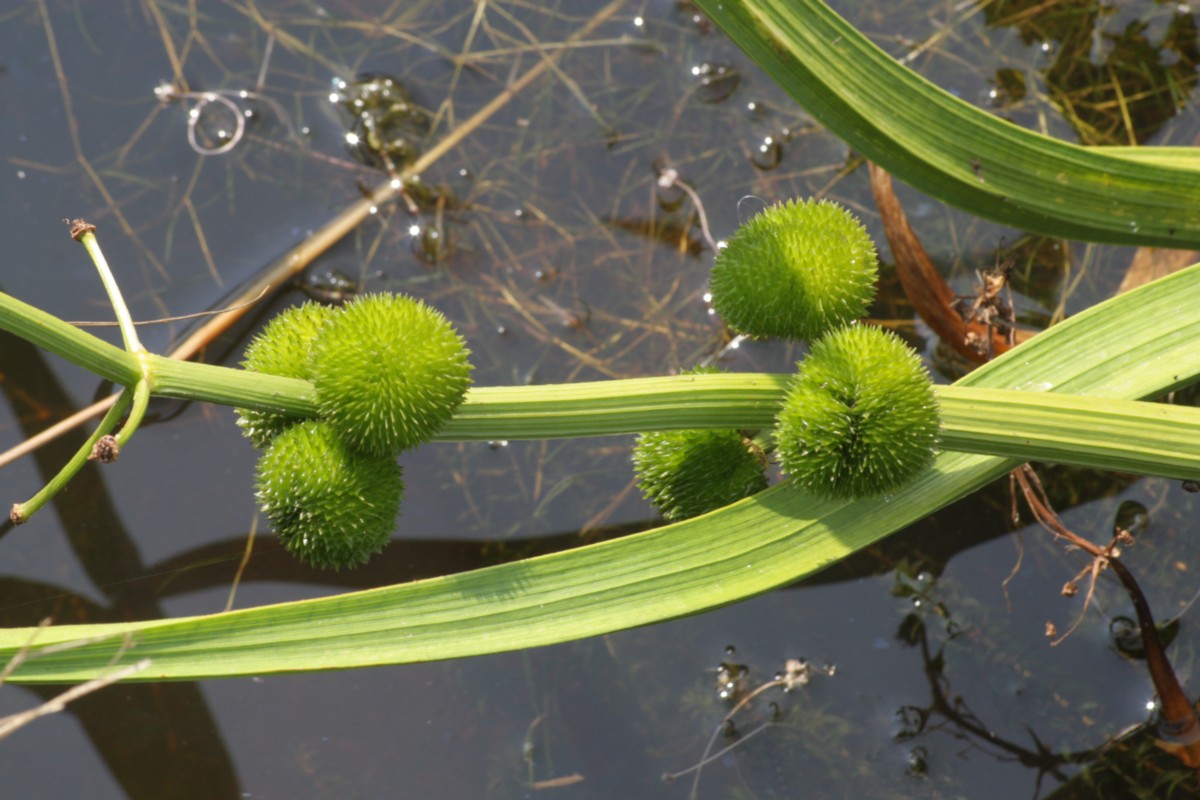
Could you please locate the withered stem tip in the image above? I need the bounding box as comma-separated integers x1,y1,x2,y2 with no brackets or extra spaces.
68,218,96,241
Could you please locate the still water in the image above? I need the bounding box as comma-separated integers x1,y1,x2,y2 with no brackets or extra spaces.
2,1,1199,797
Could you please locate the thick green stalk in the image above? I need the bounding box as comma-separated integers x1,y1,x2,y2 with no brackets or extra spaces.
147,356,319,417
936,387,1200,480
150,360,1200,479
0,292,138,386
3,289,1198,480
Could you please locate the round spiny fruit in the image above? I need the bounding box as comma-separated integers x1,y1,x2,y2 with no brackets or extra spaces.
256,419,403,570
237,302,338,447
632,366,768,521
775,324,939,500
709,198,877,341
311,293,472,457
634,429,769,520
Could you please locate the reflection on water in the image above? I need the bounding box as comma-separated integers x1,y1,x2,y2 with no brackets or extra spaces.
1,1,1200,797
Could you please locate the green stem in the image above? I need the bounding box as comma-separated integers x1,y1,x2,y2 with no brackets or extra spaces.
0,291,138,386
114,378,151,448
2,290,1198,480
74,226,143,355
9,389,133,525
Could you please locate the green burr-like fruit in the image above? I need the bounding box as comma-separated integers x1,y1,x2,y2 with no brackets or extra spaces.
237,302,338,447
634,428,769,520
775,324,939,500
632,366,768,520
710,198,877,341
256,419,403,570
311,293,473,457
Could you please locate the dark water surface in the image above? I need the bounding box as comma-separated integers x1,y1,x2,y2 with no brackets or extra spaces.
2,1,1200,797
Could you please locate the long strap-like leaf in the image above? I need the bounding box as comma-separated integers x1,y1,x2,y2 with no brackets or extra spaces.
696,0,1200,246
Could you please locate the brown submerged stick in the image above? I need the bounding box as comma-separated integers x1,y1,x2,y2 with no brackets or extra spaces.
1014,465,1200,766
0,0,628,471
869,163,1032,362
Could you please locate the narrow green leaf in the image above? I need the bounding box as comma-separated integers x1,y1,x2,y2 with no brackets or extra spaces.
695,0,1200,246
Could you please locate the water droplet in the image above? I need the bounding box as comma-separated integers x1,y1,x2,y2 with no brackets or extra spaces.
691,62,741,103
751,137,782,170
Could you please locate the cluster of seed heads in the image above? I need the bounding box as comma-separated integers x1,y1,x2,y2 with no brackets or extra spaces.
635,199,939,518
239,294,471,569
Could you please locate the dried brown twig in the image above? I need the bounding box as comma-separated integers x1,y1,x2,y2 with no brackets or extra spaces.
1012,464,1200,766
0,620,151,741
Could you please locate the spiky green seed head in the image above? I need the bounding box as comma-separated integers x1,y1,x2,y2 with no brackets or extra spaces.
775,324,939,500
236,302,338,447
255,419,403,570
710,198,877,341
632,365,768,521
311,293,472,457
634,428,769,521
